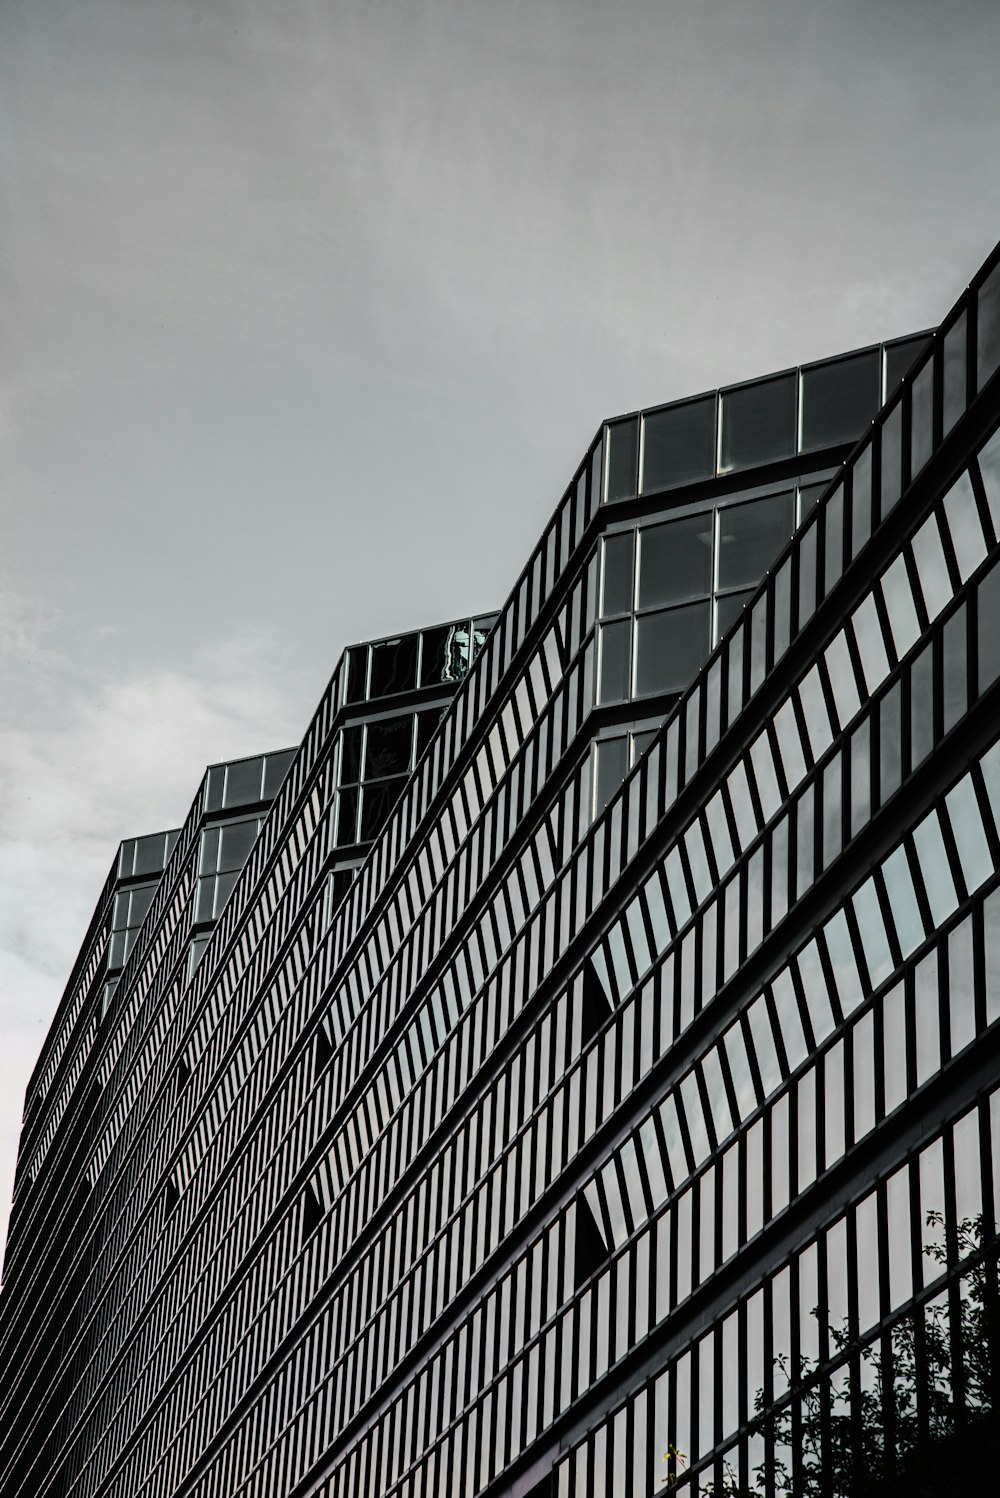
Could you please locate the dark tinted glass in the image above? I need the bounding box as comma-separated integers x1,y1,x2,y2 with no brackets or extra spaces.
262,749,294,800
472,615,497,653
602,532,635,616
420,623,468,685
641,396,716,491
598,620,631,703
885,335,932,394
344,646,367,703
800,350,879,451
133,833,166,876
716,589,753,639
364,715,413,779
718,492,794,590
595,736,628,816
637,512,713,608
978,260,1000,392
340,725,363,783
218,820,258,873
415,708,444,760
798,482,827,517
634,602,710,695
224,757,263,808
720,374,796,472
606,416,639,502
335,787,359,847
369,634,418,698
359,777,407,841
911,357,934,476
943,312,967,435
204,768,224,813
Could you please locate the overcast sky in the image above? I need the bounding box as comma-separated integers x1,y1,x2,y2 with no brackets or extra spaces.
2,0,1000,1266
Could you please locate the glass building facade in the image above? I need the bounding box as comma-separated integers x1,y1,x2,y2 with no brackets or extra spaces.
2,242,1000,1498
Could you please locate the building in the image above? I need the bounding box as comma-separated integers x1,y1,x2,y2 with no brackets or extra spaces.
1,237,1000,1497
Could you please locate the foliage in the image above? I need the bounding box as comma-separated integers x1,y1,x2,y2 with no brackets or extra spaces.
663,1215,999,1497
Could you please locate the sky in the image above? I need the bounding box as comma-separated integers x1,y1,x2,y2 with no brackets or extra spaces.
2,0,1000,1266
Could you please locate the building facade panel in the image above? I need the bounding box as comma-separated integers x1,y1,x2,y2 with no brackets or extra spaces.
2,248,1000,1498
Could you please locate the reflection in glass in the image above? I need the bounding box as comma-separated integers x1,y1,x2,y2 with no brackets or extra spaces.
637,513,712,607
369,634,419,698
364,715,413,779
913,810,959,926
420,622,469,684
945,774,992,894
800,350,880,451
641,396,717,491
824,484,844,593
798,663,833,761
719,374,796,472
851,593,889,693
942,470,986,583
882,845,924,957
634,603,710,696
718,492,794,590
912,513,953,621
880,554,920,661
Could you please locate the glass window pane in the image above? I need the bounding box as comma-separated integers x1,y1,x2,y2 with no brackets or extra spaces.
800,350,879,451
634,604,710,697
719,374,796,472
223,758,263,808
598,620,632,703
420,623,470,685
360,777,407,841
880,401,903,514
942,470,987,584
369,634,419,698
716,588,753,639
602,531,635,616
642,396,717,491
911,513,953,621
344,645,367,702
595,737,629,817
335,786,359,847
880,554,920,660
340,725,363,783
881,845,924,958
977,259,1000,393
798,663,833,761
943,312,967,435
851,593,890,693
718,492,795,591
218,819,258,873
852,446,873,557
364,715,413,780
913,810,959,926
606,417,639,502
911,356,935,476
885,334,932,394
261,750,294,800
945,775,993,895
979,559,1000,693
637,513,713,608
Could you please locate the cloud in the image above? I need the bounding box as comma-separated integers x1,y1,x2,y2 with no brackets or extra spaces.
0,611,303,1269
